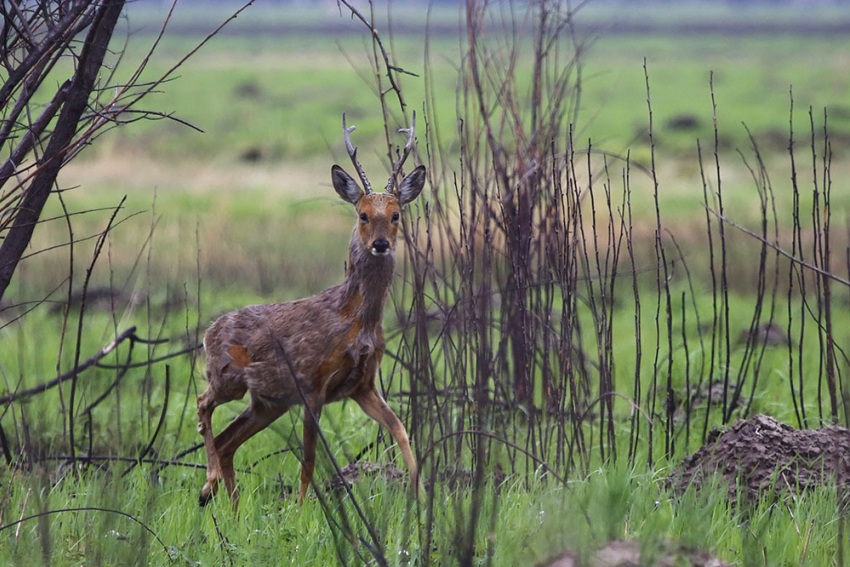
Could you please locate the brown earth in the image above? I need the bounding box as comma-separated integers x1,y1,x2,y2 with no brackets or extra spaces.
327,460,405,491
326,460,508,492
669,414,850,504
539,540,731,567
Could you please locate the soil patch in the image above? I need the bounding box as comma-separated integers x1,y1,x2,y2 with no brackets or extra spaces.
539,540,731,567
669,414,850,503
326,461,508,492
328,461,405,491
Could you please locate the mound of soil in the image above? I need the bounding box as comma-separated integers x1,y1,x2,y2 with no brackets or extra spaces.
539,540,731,567
327,461,508,492
328,460,405,491
670,414,850,503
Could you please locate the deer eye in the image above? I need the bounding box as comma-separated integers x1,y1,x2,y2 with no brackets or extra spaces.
392,212,400,223
359,213,368,223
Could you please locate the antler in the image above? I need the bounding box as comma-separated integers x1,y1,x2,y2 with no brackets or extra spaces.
385,111,416,194
342,113,373,195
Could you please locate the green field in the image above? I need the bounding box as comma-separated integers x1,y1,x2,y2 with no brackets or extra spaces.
20,2,848,297
2,2,850,565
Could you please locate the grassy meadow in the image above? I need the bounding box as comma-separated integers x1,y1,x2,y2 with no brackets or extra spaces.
2,2,850,565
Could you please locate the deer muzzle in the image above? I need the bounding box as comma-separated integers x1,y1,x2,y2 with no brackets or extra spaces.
371,237,390,256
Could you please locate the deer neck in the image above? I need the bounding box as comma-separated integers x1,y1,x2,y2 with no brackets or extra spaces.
340,237,395,332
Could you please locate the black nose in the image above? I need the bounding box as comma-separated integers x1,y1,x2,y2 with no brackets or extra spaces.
372,238,389,253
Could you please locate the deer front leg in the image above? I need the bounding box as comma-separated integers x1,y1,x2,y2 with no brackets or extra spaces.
353,388,420,497
299,399,323,506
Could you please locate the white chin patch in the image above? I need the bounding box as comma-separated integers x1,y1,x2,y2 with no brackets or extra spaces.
370,248,390,257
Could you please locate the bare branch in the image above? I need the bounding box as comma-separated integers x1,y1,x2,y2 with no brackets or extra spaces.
705,205,850,287
0,0,125,303
336,0,408,110
0,4,93,110
82,107,205,134
385,110,416,194
0,326,138,405
0,79,71,193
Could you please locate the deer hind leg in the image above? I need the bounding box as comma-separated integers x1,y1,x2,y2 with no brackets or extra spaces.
212,400,287,509
353,389,420,497
197,387,223,506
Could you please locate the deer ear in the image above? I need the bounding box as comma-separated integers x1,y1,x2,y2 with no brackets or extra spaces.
396,165,426,206
332,165,363,204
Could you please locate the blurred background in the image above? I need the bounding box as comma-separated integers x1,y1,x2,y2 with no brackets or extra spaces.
30,0,850,300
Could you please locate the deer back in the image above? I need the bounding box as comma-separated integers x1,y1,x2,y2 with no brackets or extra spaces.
203,283,385,408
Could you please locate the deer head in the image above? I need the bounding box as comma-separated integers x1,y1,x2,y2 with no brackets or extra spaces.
332,113,426,257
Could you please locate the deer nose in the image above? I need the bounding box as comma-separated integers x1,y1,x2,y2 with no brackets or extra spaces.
371,238,390,255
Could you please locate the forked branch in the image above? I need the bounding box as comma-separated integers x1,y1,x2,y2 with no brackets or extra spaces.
342,113,373,195
0,326,138,405
385,111,416,194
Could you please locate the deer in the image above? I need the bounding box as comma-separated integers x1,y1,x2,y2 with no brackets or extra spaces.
196,113,425,508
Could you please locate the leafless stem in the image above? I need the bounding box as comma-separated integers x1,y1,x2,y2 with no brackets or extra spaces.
705,205,850,287
385,111,416,194
0,326,139,405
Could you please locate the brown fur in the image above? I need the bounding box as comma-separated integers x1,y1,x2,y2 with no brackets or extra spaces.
197,164,425,508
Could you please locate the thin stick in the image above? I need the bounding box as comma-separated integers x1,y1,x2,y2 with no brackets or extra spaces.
0,507,172,559
0,326,138,405
385,111,417,194
798,518,814,567
121,366,171,478
704,205,850,287
13,488,30,545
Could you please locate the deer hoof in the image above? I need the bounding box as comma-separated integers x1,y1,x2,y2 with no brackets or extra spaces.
198,483,215,507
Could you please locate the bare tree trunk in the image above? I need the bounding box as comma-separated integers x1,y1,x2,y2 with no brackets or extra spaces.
507,182,534,404
0,0,125,302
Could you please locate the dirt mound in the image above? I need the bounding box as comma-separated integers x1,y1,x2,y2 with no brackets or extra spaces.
327,461,508,492
539,540,731,567
327,461,405,491
670,414,850,503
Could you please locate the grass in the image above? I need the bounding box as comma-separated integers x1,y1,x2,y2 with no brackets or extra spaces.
0,288,837,566
107,4,850,160
39,1,847,282
0,281,845,564
0,460,843,566
2,1,850,565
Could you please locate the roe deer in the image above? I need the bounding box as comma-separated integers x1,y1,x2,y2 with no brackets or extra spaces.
197,114,425,507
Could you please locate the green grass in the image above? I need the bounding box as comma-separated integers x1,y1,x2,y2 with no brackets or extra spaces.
102,3,850,163
3,2,850,565
51,0,849,253
0,283,845,563
0,459,843,566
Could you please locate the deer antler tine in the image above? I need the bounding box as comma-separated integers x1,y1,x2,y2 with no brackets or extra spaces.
342,113,372,195
385,111,417,194
403,111,416,148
